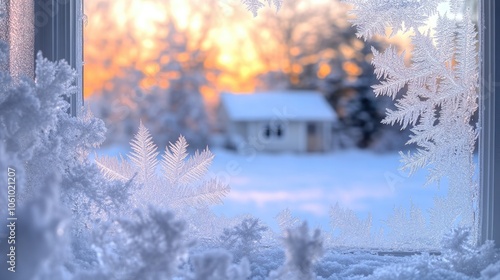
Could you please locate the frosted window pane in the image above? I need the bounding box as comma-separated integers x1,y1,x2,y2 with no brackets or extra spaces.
209,0,480,250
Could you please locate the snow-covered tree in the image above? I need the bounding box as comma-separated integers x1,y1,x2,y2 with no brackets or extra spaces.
87,0,219,150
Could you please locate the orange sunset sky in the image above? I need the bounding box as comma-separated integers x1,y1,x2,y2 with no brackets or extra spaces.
83,0,419,106
83,0,276,104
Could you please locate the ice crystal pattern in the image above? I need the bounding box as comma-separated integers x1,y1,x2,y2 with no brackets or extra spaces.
95,122,230,210
219,218,268,261
344,0,479,240
241,0,283,16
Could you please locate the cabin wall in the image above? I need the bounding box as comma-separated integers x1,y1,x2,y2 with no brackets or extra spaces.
219,104,335,153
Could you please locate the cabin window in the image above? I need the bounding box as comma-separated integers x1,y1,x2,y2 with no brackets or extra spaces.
264,125,272,138
307,123,317,136
262,122,285,139
276,124,283,137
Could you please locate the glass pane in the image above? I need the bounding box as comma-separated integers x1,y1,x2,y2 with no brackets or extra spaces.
86,0,480,251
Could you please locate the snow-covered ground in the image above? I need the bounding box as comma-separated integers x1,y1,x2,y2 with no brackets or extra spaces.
96,144,481,236
208,148,450,232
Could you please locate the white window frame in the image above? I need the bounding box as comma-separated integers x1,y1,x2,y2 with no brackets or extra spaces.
34,0,84,117
1,0,83,117
479,0,500,247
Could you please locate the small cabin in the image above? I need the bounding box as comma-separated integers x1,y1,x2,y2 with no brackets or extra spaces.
219,91,337,153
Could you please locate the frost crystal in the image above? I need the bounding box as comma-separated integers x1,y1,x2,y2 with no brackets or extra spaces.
344,0,479,242
242,0,283,16
270,222,323,280
275,208,300,236
95,123,230,210
241,0,265,16
219,218,268,261
329,202,372,248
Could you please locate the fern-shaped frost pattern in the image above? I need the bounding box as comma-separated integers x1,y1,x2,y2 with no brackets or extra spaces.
129,121,159,183
345,0,479,242
242,0,283,16
96,123,229,209
95,154,135,182
241,0,265,16
162,136,189,186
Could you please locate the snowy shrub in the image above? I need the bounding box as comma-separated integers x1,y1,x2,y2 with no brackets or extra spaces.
270,222,323,280
219,217,268,261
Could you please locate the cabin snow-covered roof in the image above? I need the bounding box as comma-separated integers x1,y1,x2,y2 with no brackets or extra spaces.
220,91,337,121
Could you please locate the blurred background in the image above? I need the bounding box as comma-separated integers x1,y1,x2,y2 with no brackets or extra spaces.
85,0,477,231
85,0,414,151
